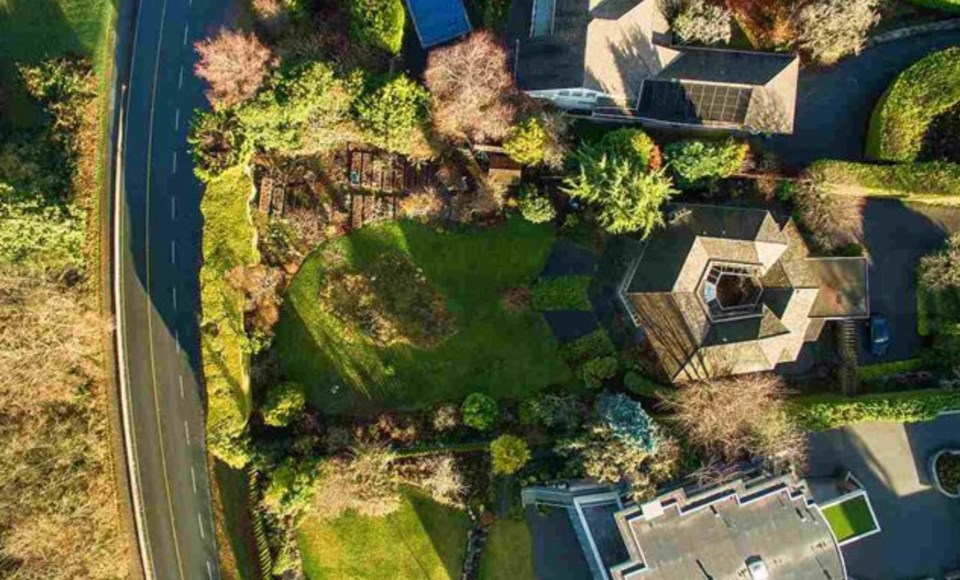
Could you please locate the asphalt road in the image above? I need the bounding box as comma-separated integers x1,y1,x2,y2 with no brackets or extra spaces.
117,0,229,578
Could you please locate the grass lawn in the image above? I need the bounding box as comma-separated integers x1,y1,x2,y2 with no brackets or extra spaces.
479,518,536,580
298,487,470,579
822,495,878,543
275,217,574,415
0,0,116,123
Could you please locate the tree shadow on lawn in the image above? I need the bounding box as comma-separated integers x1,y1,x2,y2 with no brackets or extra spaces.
275,219,574,416
406,490,472,580
0,0,115,124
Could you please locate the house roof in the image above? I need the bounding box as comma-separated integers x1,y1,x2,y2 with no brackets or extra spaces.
622,204,869,381
610,474,846,580
508,0,799,132
510,0,671,99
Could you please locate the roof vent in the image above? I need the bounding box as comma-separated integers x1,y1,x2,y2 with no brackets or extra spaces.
746,556,769,580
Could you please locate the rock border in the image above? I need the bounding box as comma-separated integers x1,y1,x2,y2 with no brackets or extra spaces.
930,449,960,499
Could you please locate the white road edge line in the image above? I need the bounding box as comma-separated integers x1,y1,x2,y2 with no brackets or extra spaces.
178,66,184,90
197,513,205,539
191,466,198,493
175,329,180,354
206,560,213,580
114,89,157,580
174,108,180,132
171,196,176,219
179,375,185,399
184,421,190,445
183,23,189,47
171,240,176,264
172,151,177,174
172,286,178,311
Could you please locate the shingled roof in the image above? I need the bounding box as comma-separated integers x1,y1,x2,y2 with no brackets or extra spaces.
620,204,868,381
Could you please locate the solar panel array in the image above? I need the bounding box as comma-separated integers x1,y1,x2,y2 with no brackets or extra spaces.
406,0,472,48
637,80,752,125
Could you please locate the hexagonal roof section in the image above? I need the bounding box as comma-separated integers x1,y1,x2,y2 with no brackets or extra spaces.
620,204,869,382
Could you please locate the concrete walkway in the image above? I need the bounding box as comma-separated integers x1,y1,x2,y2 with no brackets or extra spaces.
768,31,960,168
806,415,960,579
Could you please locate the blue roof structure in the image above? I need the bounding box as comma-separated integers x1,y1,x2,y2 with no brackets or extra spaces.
406,0,472,48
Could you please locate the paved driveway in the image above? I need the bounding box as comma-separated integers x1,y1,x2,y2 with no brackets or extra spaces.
859,200,960,363
806,415,960,579
768,32,960,167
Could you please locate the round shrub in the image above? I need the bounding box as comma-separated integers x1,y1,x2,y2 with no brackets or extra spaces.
262,382,307,427
461,392,499,430
581,356,619,389
599,128,659,169
664,139,748,189
517,184,556,224
504,116,549,165
490,435,531,475
596,392,659,453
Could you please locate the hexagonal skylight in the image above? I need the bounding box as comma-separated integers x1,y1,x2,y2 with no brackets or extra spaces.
700,262,764,321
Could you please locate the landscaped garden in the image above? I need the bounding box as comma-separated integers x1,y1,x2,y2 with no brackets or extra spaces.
298,487,471,579
821,495,879,543
275,217,574,415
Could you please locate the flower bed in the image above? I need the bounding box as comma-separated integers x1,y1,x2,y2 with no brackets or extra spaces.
932,450,960,498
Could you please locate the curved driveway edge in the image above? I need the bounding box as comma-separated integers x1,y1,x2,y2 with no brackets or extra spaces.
767,31,960,168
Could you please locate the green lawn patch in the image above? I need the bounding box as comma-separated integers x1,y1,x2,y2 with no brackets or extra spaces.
275,217,574,415
857,358,927,383
298,487,470,580
821,495,877,543
866,48,960,162
0,0,116,124
479,518,536,580
531,275,592,311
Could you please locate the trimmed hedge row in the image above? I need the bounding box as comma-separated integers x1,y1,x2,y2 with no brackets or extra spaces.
558,328,615,364
900,0,960,13
809,159,960,198
866,47,960,162
918,284,960,337
531,275,592,311
857,358,927,383
789,389,960,431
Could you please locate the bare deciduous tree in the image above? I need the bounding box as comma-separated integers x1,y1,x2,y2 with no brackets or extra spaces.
194,27,273,110
792,183,864,252
424,32,518,144
661,373,806,468
792,0,880,64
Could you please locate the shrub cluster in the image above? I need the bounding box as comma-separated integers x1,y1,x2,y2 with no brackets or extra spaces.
530,275,592,311
558,328,615,363
581,356,618,389
490,435,531,475
790,389,960,431
517,184,556,224
347,0,405,54
664,138,748,190
809,159,960,197
461,392,499,430
866,48,960,162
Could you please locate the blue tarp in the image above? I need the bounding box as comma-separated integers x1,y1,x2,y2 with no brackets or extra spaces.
406,0,472,48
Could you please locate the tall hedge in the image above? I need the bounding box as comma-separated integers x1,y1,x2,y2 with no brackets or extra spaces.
348,0,406,54
866,48,960,162
809,159,960,197
790,389,960,431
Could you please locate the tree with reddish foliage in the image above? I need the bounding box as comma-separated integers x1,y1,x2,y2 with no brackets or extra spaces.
424,31,518,144
194,27,273,110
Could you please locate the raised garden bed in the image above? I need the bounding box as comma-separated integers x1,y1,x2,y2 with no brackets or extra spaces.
821,494,880,544
931,449,960,498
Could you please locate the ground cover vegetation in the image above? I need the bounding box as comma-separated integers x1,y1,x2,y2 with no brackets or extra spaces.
790,389,960,430
0,1,124,576
663,0,734,45
810,159,960,198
